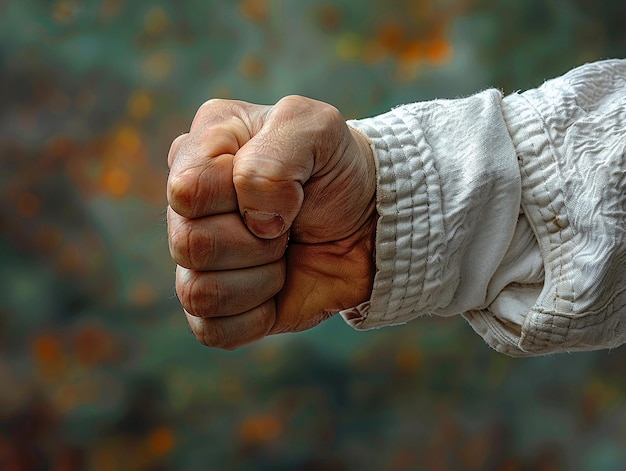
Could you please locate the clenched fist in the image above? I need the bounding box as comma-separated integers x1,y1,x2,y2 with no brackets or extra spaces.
167,96,377,349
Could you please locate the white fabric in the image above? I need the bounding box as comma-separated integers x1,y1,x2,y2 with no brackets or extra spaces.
341,59,626,356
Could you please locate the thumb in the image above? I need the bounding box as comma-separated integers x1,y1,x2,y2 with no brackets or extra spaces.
232,95,341,239
233,141,313,239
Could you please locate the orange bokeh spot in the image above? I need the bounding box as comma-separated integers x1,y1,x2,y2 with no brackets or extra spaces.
52,0,75,22
377,23,406,54
239,0,268,22
130,280,156,306
238,54,265,79
399,41,425,64
220,376,242,402
33,334,62,363
395,347,422,373
113,125,142,156
147,427,176,457
127,91,154,120
144,6,169,36
316,4,341,32
426,38,452,64
362,40,386,64
101,167,131,197
239,414,282,445
141,51,173,80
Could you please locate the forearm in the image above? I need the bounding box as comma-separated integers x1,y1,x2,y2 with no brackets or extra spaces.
342,89,522,328
342,59,626,356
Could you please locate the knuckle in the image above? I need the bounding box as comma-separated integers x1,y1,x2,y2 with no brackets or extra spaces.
200,323,227,349
277,94,311,109
171,133,187,147
189,228,218,270
197,322,238,350
274,95,344,144
168,217,190,266
317,101,343,127
275,95,320,123
276,95,341,122
167,169,201,217
195,99,248,127
167,171,190,212
176,274,195,315
169,219,217,270
272,95,310,123
197,98,227,115
188,302,275,350
232,162,278,191
177,272,219,318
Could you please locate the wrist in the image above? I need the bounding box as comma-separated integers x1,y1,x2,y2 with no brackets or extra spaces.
347,125,378,300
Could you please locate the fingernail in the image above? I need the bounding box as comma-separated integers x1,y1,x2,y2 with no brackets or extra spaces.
243,210,285,239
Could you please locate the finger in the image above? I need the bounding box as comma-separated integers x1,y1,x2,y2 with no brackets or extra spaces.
167,103,257,218
175,260,285,318
233,95,343,239
171,102,253,173
185,298,276,350
167,208,289,270
167,153,238,218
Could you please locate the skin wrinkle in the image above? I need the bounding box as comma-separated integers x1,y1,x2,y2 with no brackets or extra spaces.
170,211,196,270
236,130,314,188
212,262,285,317
234,157,296,188
266,96,345,178
310,111,349,176
177,268,201,318
188,273,218,318
292,212,375,282
296,140,375,241
199,317,228,349
194,164,218,216
192,100,250,139
186,271,223,317
173,155,238,217
167,169,203,218
187,218,214,270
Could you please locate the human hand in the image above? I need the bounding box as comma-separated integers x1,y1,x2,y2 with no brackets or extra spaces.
167,96,377,349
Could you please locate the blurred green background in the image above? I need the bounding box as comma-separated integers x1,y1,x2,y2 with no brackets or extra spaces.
1,0,625,470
